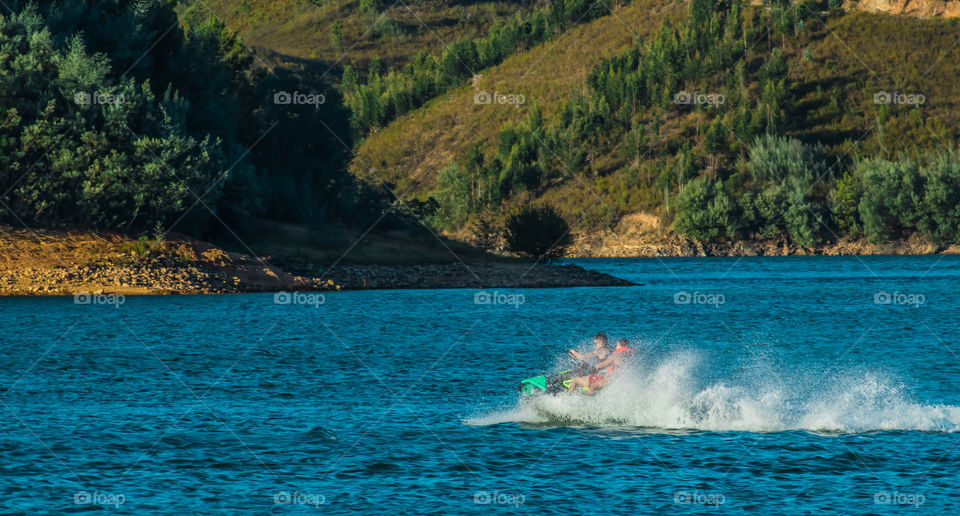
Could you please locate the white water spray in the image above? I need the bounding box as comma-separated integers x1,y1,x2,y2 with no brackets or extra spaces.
468,350,960,433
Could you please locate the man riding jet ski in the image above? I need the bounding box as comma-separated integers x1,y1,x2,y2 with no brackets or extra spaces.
517,333,634,395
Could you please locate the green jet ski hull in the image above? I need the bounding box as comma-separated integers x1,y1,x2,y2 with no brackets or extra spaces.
518,364,593,395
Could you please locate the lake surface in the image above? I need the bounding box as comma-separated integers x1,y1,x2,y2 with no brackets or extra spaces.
3,256,960,513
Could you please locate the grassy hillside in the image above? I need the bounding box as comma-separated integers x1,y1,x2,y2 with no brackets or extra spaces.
349,0,685,191
787,11,960,151
349,0,960,247
186,0,528,72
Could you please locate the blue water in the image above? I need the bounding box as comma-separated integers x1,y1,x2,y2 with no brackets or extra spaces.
3,256,960,513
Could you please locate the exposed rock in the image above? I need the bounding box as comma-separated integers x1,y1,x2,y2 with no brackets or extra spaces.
0,225,632,296
853,0,960,17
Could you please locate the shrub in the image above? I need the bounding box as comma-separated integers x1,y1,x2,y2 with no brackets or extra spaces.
744,134,828,185
469,212,503,251
783,178,821,248
857,157,922,243
673,177,734,241
917,150,960,244
505,205,572,261
831,172,862,236
431,163,471,230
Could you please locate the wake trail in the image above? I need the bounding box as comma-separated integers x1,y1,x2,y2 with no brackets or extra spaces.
467,350,960,433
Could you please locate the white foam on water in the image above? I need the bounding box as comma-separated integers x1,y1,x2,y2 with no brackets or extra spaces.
466,349,960,433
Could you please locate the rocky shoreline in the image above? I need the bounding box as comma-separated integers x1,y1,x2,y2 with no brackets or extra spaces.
5,223,958,296
0,226,632,296
568,229,960,258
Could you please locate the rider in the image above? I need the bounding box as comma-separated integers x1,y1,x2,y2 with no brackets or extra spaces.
567,338,634,394
568,332,610,363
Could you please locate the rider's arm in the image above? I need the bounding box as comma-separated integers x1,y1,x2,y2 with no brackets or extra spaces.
595,354,623,370
569,349,596,360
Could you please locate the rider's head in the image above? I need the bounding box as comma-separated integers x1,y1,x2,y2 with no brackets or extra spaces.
616,338,631,350
593,332,609,349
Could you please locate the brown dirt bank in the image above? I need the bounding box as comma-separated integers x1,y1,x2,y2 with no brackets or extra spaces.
0,226,631,296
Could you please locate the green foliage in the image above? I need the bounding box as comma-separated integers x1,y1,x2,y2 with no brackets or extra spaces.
118,235,165,260
672,177,734,242
831,172,862,236
331,20,342,49
743,134,828,185
917,150,960,244
782,179,821,248
359,0,380,13
671,135,830,246
505,205,572,261
705,118,728,168
857,157,922,243
855,150,960,245
0,0,387,236
432,163,472,229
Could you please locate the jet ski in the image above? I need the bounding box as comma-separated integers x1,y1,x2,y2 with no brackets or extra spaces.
517,363,593,395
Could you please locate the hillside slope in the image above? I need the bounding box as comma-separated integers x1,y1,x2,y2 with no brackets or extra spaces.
349,0,685,192
188,0,528,72
349,0,960,249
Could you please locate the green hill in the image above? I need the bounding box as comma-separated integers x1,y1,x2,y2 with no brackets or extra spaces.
351,0,960,248
3,0,960,263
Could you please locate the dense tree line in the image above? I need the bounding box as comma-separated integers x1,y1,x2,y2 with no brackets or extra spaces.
342,0,617,133
675,136,960,246
0,0,393,235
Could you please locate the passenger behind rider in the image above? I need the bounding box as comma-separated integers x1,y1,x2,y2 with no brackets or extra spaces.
567,338,634,394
